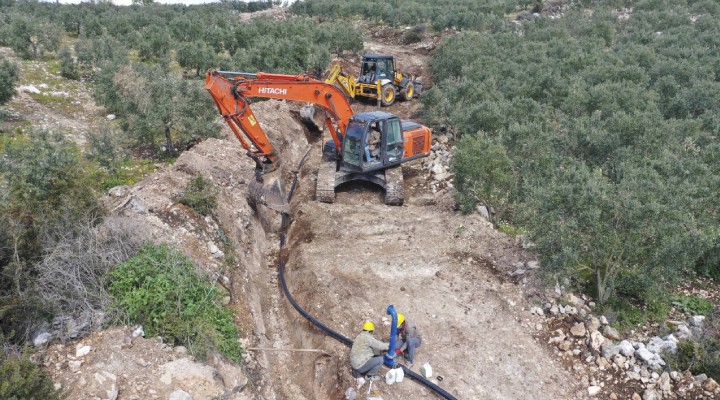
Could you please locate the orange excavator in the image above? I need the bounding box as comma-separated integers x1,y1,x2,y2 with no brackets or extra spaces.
205,69,431,212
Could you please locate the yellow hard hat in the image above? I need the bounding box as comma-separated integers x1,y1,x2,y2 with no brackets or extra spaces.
397,313,405,328
362,321,375,331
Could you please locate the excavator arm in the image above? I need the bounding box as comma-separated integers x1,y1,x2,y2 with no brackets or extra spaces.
205,70,354,174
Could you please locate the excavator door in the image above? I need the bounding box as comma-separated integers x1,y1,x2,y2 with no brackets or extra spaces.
383,118,404,163
339,113,405,173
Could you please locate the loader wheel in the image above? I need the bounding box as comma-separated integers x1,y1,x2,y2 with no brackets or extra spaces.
381,84,397,107
401,82,415,101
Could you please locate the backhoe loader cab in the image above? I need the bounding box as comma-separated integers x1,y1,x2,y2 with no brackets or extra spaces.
359,55,395,84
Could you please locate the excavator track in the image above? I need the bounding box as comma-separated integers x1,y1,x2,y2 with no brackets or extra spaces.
384,165,404,206
316,160,337,203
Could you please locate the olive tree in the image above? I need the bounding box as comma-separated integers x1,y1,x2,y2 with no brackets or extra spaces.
0,56,18,106
111,63,221,154
8,16,61,59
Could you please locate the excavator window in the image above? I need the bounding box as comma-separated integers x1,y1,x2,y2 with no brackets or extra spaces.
342,121,365,166
366,122,382,164
385,119,403,162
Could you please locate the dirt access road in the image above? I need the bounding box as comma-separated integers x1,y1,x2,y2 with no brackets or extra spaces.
237,28,578,399
240,84,577,400
278,169,578,399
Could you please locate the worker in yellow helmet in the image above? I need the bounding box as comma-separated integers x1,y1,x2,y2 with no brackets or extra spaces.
350,321,389,381
393,313,422,368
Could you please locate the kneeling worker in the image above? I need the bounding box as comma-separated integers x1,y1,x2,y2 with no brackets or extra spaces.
395,313,422,368
350,321,389,380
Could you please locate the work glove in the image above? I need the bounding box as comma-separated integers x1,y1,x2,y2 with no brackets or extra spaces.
395,349,402,355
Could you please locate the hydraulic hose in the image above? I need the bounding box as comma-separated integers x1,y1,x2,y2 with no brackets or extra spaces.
276,148,458,400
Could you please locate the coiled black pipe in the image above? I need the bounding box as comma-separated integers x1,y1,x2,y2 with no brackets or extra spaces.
274,148,458,400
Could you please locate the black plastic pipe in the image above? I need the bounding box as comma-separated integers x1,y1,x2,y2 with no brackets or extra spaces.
276,148,458,400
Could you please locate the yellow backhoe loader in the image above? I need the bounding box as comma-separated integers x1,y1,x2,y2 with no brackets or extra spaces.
324,54,421,107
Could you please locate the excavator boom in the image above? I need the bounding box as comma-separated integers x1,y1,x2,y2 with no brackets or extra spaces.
205,70,353,172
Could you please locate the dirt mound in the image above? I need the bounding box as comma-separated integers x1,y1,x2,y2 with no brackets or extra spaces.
41,326,251,400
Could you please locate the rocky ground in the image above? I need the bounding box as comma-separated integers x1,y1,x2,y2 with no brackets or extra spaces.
0,47,104,146
39,327,249,400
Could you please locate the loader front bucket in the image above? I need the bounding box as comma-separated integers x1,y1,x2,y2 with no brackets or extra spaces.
247,170,289,214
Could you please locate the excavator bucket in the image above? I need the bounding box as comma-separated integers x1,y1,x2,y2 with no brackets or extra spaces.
247,171,289,214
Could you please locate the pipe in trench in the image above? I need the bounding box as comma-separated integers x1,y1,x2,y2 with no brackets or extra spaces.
276,148,458,400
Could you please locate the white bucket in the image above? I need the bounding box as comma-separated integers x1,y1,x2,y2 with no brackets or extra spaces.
394,367,404,382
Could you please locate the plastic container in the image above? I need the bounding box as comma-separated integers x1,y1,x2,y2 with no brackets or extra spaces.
394,367,404,382
385,369,397,385
421,362,433,378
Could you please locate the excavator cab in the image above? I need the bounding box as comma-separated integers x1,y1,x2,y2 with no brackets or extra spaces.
339,112,404,173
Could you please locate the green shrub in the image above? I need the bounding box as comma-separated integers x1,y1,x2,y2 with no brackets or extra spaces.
452,134,515,222
0,130,100,343
667,338,720,380
665,313,720,379
0,56,18,105
671,295,715,316
108,243,242,362
497,222,524,236
59,47,78,80
85,125,132,189
174,176,218,216
0,352,63,400
600,297,650,328
401,29,422,45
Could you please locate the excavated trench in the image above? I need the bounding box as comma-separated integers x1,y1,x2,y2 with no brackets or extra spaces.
211,100,578,399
